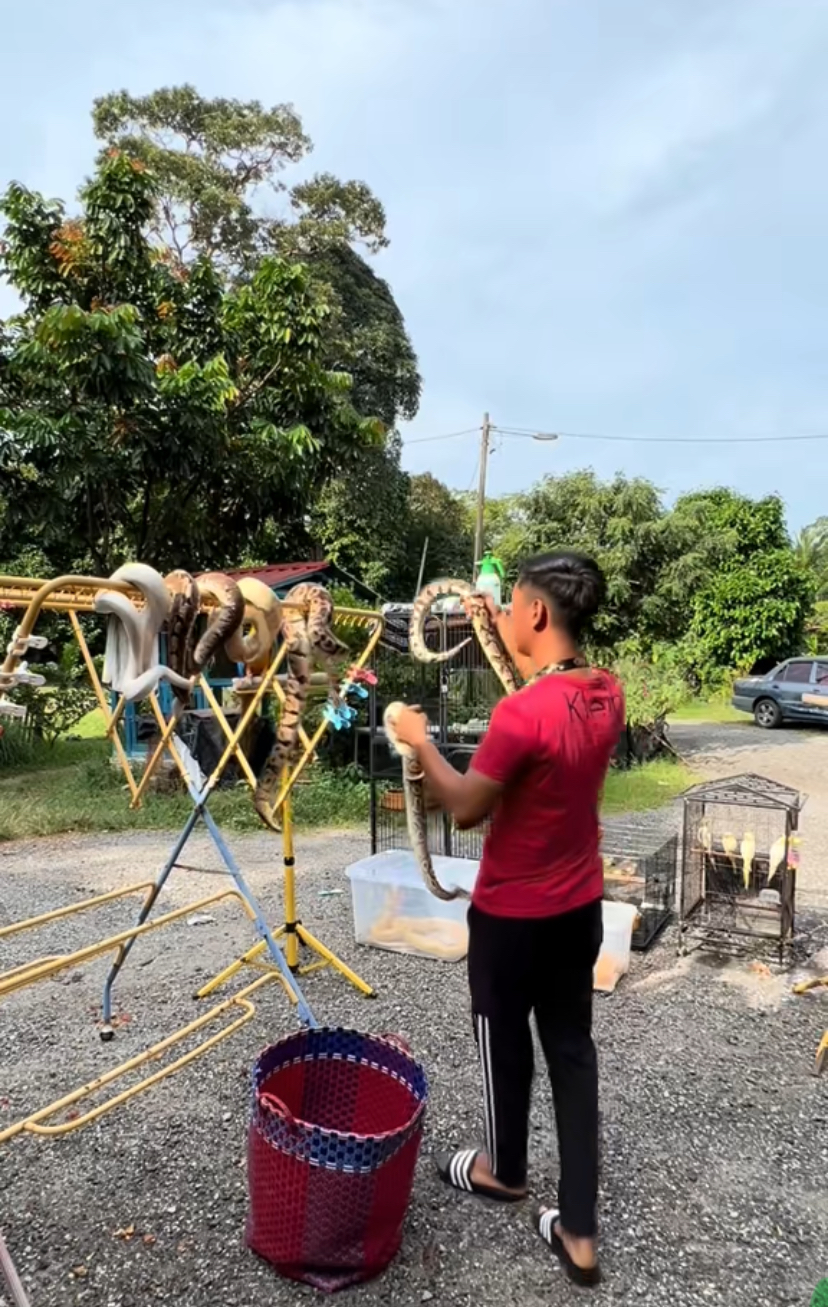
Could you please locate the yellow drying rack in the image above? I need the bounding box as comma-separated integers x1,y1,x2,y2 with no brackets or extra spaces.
0,573,383,1141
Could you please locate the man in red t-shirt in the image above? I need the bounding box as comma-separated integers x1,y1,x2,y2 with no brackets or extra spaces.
393,551,624,1288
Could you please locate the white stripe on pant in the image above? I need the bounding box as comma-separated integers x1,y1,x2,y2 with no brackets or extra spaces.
476,1013,498,1177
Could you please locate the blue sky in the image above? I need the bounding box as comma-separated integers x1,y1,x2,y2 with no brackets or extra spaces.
2,0,827,530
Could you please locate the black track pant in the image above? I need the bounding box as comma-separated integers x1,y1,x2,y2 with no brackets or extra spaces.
467,898,603,1238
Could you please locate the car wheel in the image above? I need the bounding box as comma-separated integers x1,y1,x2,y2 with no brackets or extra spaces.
754,698,782,729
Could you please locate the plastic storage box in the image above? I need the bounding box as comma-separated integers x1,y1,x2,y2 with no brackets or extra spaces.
345,850,479,962
594,900,639,993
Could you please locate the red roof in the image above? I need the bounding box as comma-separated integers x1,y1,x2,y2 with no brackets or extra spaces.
227,560,331,589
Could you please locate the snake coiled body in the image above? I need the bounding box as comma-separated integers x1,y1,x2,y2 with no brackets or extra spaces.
253,582,347,831
385,579,519,901
410,578,518,695
163,570,245,702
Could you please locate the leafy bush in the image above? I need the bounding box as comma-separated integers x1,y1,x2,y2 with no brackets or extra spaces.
610,644,688,728
11,643,97,745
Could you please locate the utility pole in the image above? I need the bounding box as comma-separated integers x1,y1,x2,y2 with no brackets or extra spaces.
473,412,491,579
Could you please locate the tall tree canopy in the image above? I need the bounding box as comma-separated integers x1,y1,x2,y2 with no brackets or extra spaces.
0,152,382,575
92,85,420,431
488,470,672,647
484,473,815,670
674,490,815,672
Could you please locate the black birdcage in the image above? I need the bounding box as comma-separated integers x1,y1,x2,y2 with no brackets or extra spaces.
678,773,804,963
600,819,678,951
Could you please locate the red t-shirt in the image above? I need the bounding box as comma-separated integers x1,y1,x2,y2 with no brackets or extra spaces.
470,670,625,918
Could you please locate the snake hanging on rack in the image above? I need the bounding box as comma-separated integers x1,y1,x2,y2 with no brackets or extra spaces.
253,582,349,832
163,570,246,701
384,578,519,902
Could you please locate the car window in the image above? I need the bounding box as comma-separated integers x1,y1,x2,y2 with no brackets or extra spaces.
816,662,828,685
781,661,813,684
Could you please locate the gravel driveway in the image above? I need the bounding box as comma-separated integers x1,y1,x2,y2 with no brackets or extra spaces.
2,828,827,1307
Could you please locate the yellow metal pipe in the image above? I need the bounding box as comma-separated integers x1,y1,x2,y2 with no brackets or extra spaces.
207,645,288,788
295,923,374,996
0,881,156,940
145,693,192,790
198,680,261,792
129,697,189,807
264,614,383,820
0,974,275,1143
0,889,252,1000
194,939,266,999
281,775,299,971
67,611,138,797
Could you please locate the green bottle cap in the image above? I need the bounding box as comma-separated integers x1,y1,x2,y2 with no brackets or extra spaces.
479,552,505,580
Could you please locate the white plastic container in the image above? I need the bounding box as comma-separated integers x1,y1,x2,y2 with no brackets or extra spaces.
345,849,479,963
594,900,639,993
474,570,502,608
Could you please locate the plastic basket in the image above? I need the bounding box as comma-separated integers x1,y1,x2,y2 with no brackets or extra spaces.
246,1027,428,1292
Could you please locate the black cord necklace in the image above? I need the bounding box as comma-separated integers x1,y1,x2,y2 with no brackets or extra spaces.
528,656,588,684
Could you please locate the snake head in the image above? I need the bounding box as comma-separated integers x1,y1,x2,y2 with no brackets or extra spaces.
383,701,419,761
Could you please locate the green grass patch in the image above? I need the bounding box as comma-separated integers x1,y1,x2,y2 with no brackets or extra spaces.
0,738,370,842
668,698,744,724
601,758,696,815
70,707,108,739
0,737,693,843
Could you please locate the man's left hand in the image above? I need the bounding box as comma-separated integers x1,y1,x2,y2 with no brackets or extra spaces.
393,705,429,749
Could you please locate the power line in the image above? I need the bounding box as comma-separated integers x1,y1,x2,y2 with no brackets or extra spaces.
494,425,828,445
403,421,828,447
404,427,480,445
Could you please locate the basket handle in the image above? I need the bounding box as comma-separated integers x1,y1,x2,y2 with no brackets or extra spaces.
259,1091,297,1126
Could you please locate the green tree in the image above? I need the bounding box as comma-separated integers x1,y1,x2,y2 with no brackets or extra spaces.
405,473,476,590
92,85,420,431
309,464,476,601
664,490,814,673
795,516,828,599
0,152,382,577
492,470,670,647
310,433,412,595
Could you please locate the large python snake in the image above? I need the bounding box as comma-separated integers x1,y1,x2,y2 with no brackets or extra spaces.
163,570,246,702
384,578,518,901
96,564,190,702
253,582,348,831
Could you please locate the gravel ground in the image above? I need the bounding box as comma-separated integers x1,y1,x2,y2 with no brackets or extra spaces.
2,827,828,1307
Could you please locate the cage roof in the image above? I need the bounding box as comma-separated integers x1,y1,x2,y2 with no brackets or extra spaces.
682,772,805,811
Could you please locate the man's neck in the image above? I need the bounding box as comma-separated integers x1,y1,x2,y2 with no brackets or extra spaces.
526,635,580,674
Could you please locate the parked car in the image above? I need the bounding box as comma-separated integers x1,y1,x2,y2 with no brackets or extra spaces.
732,657,828,728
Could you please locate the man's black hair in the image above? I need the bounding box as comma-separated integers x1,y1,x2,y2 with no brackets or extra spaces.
516,551,606,638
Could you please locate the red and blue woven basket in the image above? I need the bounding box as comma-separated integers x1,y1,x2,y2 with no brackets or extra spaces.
246,1027,428,1292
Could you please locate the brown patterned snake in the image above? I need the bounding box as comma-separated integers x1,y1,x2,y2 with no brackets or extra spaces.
384,579,519,901
253,582,348,831
163,570,246,702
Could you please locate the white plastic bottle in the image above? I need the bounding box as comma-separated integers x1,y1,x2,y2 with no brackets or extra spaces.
475,553,503,608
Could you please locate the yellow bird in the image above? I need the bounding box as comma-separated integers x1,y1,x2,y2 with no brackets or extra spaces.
721,833,738,876
766,834,800,885
740,831,756,891
698,820,712,854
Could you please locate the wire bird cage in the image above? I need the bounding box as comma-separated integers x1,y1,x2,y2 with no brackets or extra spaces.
679,773,805,963
600,820,678,951
367,605,502,860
